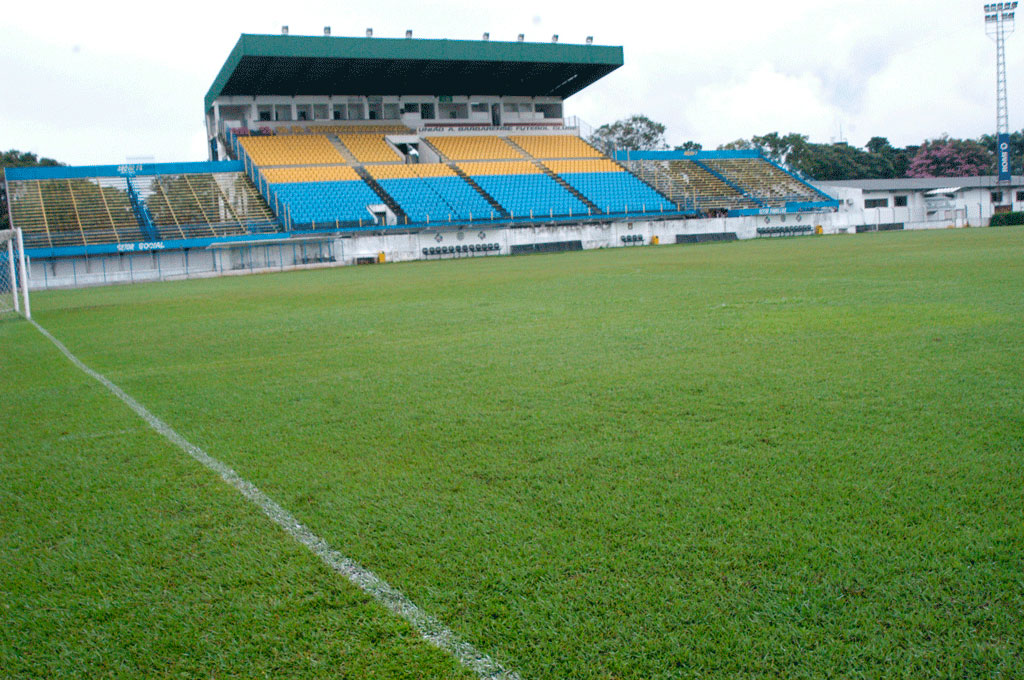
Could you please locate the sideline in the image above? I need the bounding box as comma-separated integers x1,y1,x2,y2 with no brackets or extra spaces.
30,318,521,680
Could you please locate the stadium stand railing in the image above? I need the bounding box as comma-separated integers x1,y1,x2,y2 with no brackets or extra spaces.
7,177,146,248
616,150,839,216
7,162,279,250
134,172,278,240
619,160,699,211
702,158,831,206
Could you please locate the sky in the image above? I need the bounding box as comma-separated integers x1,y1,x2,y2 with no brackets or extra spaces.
1,0,1020,165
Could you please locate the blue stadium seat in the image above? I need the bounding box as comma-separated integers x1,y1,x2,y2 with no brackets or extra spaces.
559,172,675,215
469,173,588,218
272,180,381,226
376,176,496,223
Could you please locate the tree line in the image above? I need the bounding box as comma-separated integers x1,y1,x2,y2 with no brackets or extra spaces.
590,115,1023,181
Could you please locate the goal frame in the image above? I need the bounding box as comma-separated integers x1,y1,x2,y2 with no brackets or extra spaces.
0,227,31,319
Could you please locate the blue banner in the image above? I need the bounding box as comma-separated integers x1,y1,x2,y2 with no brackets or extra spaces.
5,161,244,181
998,133,1012,182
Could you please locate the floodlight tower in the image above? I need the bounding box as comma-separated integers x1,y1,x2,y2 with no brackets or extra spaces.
985,2,1017,181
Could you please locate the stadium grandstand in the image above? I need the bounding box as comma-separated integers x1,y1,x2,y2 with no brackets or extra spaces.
5,30,844,288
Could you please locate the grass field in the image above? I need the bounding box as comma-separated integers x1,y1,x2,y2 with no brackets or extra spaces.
3,227,1023,679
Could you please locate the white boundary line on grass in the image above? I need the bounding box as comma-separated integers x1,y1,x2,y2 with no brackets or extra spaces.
31,319,521,680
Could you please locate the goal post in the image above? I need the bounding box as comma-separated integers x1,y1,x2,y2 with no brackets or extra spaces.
0,228,31,320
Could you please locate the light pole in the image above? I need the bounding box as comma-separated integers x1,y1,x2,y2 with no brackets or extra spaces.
985,3,1017,182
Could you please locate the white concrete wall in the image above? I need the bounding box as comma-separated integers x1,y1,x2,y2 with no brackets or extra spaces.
28,210,978,290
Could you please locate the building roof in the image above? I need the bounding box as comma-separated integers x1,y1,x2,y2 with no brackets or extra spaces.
814,176,1024,191
205,34,624,110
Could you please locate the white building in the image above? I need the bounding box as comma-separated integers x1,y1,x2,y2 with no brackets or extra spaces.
814,176,1024,228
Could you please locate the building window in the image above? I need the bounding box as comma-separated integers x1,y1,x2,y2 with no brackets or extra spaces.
1017,191,1024,201
471,102,488,113
535,102,563,119
991,191,1004,203
865,198,888,208
893,195,908,207
420,103,435,120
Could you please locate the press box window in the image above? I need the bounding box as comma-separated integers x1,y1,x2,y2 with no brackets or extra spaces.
865,198,888,209
893,195,908,207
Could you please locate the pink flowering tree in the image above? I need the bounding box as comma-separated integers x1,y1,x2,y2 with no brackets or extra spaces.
906,137,994,178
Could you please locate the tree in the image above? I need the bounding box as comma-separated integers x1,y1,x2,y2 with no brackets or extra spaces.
979,130,1024,175
864,136,911,177
906,136,994,177
589,115,668,155
751,132,809,167
673,141,703,152
717,138,754,151
1,150,62,230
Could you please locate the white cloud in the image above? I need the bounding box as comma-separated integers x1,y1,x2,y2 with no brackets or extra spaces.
1,0,1020,163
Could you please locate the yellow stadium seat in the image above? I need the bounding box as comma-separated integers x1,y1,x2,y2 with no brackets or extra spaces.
426,136,525,161
239,134,346,166
509,135,604,159
337,134,402,163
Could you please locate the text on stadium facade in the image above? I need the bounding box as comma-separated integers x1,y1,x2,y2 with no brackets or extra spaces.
117,242,166,252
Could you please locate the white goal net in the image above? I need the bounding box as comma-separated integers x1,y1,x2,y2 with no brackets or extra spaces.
0,228,31,320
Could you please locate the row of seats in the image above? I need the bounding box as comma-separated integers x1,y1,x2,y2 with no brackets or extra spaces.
561,172,677,214
337,134,401,163
543,159,623,174
240,135,345,166
703,159,824,205
272,180,381,226
510,135,604,159
457,161,542,176
423,243,501,255
427,136,522,160
376,176,495,221
626,160,760,212
472,174,588,218
367,163,455,179
9,173,277,249
621,234,645,243
262,166,360,184
8,177,145,248
138,173,277,239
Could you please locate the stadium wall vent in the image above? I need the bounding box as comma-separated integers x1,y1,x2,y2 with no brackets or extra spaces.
855,223,905,233
675,232,738,244
510,240,583,254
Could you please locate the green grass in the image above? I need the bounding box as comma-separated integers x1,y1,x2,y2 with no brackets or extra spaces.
3,227,1023,678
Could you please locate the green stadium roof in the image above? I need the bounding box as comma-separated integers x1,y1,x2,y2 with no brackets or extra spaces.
205,34,624,110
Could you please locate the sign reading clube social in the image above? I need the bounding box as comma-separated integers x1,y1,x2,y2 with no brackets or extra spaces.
998,133,1012,182
117,242,166,252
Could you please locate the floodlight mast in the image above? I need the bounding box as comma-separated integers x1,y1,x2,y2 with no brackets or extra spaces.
985,2,1017,181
